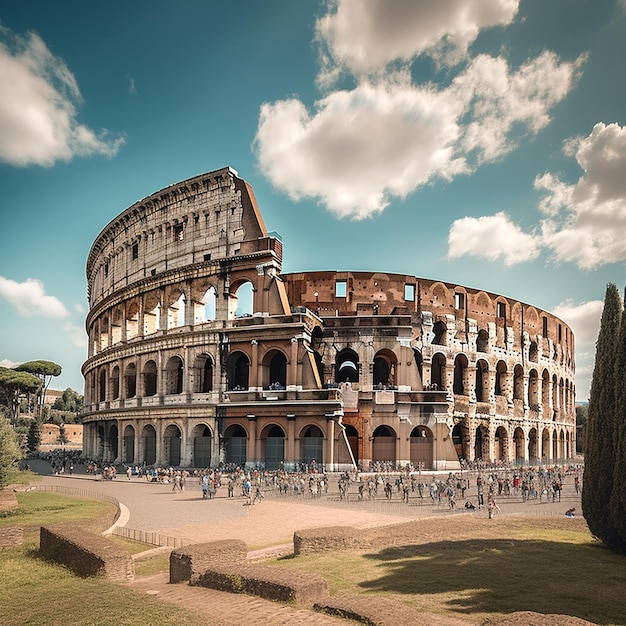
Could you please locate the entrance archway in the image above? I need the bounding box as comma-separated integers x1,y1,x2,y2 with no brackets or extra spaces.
164,424,182,466
410,425,433,469
224,424,247,467
372,425,396,463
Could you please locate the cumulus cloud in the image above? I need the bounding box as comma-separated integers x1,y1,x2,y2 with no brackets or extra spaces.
0,276,69,318
0,25,125,167
255,1,583,219
64,321,88,349
536,122,626,269
551,299,603,401
0,358,20,369
316,0,519,80
447,212,540,265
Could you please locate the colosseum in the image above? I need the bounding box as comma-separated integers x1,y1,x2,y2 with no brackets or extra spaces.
81,166,576,471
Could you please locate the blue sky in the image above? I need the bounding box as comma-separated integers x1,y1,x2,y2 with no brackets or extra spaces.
1,0,625,401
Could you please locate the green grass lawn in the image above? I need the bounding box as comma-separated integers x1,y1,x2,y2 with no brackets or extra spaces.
0,491,208,626
269,525,626,625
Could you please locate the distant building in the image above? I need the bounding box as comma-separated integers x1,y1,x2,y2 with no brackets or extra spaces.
39,423,83,451
81,167,576,471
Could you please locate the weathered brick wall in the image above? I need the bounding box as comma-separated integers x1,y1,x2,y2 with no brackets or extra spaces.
169,539,247,584
196,563,328,607
39,524,134,582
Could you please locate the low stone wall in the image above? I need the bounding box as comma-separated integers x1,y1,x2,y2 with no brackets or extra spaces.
170,539,328,606
294,519,438,555
197,563,328,606
169,539,247,584
0,526,23,549
39,523,134,582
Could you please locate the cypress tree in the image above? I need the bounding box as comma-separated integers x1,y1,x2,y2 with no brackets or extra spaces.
609,289,626,551
582,283,621,546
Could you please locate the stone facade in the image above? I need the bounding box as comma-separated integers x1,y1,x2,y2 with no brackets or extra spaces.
81,166,576,471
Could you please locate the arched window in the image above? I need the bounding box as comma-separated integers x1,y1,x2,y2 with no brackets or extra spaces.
143,360,157,396
335,349,359,383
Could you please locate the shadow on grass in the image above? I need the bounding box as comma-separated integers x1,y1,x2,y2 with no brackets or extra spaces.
360,538,626,625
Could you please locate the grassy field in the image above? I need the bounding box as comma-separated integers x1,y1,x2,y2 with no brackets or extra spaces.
268,519,626,625
2,490,626,625
0,491,207,626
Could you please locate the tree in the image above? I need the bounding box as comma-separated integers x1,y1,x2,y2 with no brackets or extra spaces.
0,367,42,426
582,283,623,550
26,419,41,454
15,360,62,418
610,289,626,549
52,387,83,416
0,416,23,488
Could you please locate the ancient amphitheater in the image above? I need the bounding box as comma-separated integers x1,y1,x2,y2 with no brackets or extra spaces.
81,166,576,471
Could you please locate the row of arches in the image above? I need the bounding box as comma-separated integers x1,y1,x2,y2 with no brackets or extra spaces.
451,423,573,462
89,282,255,357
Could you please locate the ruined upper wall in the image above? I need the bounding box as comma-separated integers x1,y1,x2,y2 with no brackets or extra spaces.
282,270,574,360
86,167,272,308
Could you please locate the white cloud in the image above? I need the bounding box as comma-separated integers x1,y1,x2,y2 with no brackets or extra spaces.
255,2,583,219
0,25,124,167
536,122,626,269
0,276,69,318
64,322,88,349
316,0,519,80
0,358,20,369
447,212,540,265
551,299,603,401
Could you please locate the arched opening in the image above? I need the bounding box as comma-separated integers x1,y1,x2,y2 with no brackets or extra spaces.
99,368,107,402
453,354,468,395
141,424,157,465
231,281,254,319
224,424,247,467
125,363,137,398
451,422,464,460
529,341,538,362
144,294,161,335
528,428,538,463
202,286,217,321
541,428,551,460
476,328,489,352
475,360,489,402
108,424,118,461
513,364,524,401
514,427,525,463
143,360,157,397
111,366,120,400
226,351,250,390
410,425,433,469
166,291,185,329
192,424,212,468
474,425,488,460
373,350,397,388
495,360,507,397
430,353,446,390
165,356,184,394
335,349,359,384
263,350,287,389
528,369,539,408
372,425,396,463
494,426,508,461
432,320,447,346
123,425,135,464
300,425,324,466
164,424,182,467
126,301,140,340
262,424,285,470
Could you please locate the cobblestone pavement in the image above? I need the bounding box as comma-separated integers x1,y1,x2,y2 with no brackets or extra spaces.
29,461,583,625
